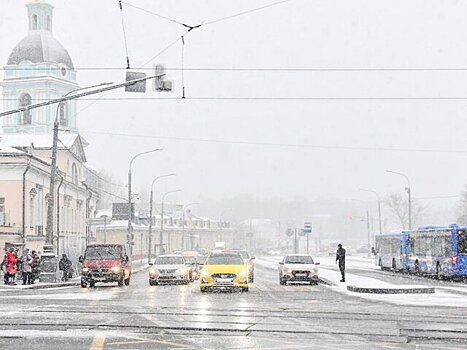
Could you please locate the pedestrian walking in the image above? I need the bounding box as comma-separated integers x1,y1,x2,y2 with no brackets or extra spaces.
59,254,73,282
1,251,8,285
5,248,18,285
21,248,34,285
335,243,346,282
31,250,40,284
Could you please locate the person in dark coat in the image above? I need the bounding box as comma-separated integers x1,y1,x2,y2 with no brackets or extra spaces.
1,252,9,285
336,243,346,282
59,254,73,281
31,251,40,284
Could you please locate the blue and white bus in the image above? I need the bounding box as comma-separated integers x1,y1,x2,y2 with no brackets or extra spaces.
375,224,467,279
404,224,467,279
374,231,408,271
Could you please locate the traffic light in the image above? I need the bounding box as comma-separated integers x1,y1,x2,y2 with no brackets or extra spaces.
304,222,312,235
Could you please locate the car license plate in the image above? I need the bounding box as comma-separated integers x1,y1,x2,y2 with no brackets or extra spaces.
295,273,307,277
216,278,232,283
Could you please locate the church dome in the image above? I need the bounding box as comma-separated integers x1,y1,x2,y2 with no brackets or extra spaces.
7,31,74,69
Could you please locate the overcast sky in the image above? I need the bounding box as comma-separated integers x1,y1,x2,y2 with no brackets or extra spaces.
1,0,467,212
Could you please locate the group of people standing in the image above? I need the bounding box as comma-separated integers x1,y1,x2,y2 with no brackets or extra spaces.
1,248,40,285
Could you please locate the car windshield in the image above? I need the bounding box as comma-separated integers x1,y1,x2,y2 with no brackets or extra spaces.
155,257,184,265
206,254,244,265
183,256,198,264
85,246,122,260
232,250,250,259
285,256,314,264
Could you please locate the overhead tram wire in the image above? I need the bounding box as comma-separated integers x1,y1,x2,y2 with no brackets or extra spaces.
7,96,467,101
6,66,467,72
78,130,467,154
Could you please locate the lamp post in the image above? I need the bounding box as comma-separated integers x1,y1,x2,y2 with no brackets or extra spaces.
183,202,200,250
160,189,182,254
386,170,412,230
359,188,383,239
127,149,163,255
148,173,176,260
42,82,112,283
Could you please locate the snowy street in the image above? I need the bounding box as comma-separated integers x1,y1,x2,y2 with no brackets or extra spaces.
0,257,465,349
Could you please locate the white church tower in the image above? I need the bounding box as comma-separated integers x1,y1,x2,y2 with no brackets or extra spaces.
1,0,79,134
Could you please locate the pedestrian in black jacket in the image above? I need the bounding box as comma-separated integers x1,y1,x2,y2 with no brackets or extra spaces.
336,244,346,282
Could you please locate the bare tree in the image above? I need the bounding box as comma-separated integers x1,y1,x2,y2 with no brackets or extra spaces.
383,193,426,229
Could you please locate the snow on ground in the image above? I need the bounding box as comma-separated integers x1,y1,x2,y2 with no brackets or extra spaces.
256,256,467,308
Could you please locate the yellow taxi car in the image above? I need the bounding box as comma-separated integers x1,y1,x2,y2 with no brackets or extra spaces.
200,251,249,292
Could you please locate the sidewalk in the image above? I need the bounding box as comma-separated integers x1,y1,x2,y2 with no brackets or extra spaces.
0,258,149,291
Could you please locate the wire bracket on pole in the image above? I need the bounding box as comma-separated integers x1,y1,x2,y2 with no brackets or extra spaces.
119,0,131,69
181,35,186,99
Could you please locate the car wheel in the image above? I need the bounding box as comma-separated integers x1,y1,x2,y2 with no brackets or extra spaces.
149,280,155,286
242,287,249,292
89,280,95,288
124,278,130,286
200,287,208,293
80,280,88,288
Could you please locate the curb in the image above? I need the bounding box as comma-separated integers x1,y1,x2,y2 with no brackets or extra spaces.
347,285,435,294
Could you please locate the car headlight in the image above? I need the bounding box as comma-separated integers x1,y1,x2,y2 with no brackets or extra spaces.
149,268,156,274
239,269,249,277
177,267,187,275
284,267,293,274
201,270,210,277
111,266,121,274
82,267,89,273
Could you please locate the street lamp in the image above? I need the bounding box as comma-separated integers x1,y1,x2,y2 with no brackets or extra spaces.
148,173,176,261
183,202,200,250
359,188,383,236
127,149,163,254
43,82,112,283
386,170,412,230
160,189,182,255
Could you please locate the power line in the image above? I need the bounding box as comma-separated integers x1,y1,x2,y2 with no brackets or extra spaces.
6,66,467,72
4,96,467,101
121,1,188,27
79,130,467,154
203,0,293,26
415,195,460,200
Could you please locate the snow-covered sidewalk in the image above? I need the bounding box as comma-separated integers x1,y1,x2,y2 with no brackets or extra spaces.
256,256,467,308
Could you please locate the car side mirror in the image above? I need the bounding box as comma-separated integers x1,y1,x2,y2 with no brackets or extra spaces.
148,262,153,266
251,257,255,260
278,261,284,265
78,256,84,263
315,262,320,265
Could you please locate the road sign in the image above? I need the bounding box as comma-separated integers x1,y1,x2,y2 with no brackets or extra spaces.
112,203,134,220
86,217,111,226
304,222,312,235
125,71,146,93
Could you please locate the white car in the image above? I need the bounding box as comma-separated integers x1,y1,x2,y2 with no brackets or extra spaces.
149,254,190,285
278,254,320,285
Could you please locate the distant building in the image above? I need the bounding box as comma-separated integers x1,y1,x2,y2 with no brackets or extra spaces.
0,1,99,258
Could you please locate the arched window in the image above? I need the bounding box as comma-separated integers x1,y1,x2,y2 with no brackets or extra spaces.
19,93,32,125
59,102,68,126
71,163,78,185
32,14,38,30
